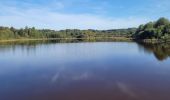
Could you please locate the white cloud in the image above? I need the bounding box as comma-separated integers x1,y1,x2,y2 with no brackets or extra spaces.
0,4,150,30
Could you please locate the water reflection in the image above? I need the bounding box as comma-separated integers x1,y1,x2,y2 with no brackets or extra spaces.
1,39,170,61
0,41,170,100
138,43,170,61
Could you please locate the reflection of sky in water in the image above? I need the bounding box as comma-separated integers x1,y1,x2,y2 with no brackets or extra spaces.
0,42,139,61
0,42,170,100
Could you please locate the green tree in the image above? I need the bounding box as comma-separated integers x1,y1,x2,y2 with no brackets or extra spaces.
0,27,14,39
155,17,170,28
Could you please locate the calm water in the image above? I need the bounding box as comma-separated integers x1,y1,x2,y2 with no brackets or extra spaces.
0,41,170,100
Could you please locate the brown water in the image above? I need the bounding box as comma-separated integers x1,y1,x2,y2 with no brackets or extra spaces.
0,41,170,100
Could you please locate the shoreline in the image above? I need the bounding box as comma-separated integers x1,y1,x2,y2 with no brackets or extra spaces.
0,37,132,43
1,37,169,44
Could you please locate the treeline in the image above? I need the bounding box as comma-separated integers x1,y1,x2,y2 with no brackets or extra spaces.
2,17,170,41
134,17,170,41
0,26,136,40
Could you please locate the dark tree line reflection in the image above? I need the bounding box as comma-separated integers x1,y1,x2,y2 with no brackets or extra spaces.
138,43,170,61
1,39,170,61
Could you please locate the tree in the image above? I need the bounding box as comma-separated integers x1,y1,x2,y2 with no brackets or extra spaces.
164,24,170,34
0,27,14,39
144,22,154,30
155,17,170,28
135,17,170,40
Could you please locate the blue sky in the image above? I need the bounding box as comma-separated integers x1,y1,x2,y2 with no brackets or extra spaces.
0,0,170,30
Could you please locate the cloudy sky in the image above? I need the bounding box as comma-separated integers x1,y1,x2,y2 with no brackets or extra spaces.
0,0,170,30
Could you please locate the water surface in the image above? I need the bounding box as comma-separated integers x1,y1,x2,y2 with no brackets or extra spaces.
0,41,170,100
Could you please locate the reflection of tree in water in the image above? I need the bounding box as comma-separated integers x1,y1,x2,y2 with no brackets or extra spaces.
138,43,170,61
0,39,126,53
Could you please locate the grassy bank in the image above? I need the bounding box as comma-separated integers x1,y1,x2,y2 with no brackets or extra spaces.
0,37,132,43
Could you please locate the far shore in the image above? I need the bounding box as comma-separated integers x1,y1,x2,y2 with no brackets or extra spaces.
1,37,170,44
0,37,133,43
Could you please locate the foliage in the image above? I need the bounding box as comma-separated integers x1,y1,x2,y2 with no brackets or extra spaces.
134,17,170,40
0,26,136,40
1,17,170,41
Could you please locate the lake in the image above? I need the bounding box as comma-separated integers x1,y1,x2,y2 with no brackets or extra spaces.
0,40,170,100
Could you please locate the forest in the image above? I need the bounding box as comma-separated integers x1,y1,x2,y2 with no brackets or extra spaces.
0,17,170,42
0,26,135,40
